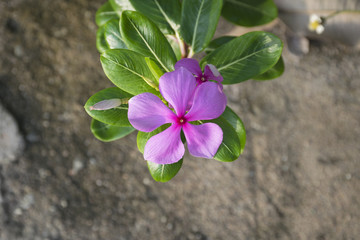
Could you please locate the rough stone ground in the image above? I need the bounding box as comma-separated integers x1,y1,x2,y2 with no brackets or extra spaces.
0,1,359,239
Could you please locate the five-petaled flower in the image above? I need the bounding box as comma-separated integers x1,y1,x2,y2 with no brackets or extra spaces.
175,58,223,85
128,67,227,164
308,14,325,34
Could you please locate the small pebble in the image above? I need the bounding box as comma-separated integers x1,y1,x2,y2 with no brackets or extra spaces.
89,158,97,165
62,150,69,157
14,208,23,216
345,173,352,180
160,216,167,223
42,120,50,128
60,199,68,208
39,169,50,179
96,179,103,186
282,165,289,171
70,159,84,175
26,133,40,143
142,178,150,185
20,194,34,210
14,45,24,57
166,223,173,230
49,206,56,213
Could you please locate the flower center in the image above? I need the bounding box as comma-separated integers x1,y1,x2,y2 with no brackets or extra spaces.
177,116,187,125
201,76,206,82
310,21,320,30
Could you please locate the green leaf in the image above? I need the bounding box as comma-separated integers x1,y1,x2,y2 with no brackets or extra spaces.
109,0,134,16
84,87,132,126
96,19,127,53
104,19,127,50
201,31,283,84
205,36,235,54
96,1,119,27
147,159,183,182
101,49,160,95
207,116,241,162
91,119,135,142
120,11,177,72
180,0,223,54
145,57,164,84
253,56,284,80
221,107,246,153
222,0,277,27
96,25,109,53
129,0,181,34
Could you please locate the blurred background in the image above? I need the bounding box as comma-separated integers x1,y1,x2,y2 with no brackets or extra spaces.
0,0,359,239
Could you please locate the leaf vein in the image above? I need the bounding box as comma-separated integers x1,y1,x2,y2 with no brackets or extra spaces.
128,18,170,72
191,0,206,50
217,47,271,71
105,57,146,79
153,0,178,31
160,165,165,181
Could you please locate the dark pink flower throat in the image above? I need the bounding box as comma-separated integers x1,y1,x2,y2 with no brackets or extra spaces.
176,116,187,125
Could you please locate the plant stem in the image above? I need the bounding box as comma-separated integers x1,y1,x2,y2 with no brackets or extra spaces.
187,48,195,58
143,77,159,91
175,31,187,59
324,10,360,20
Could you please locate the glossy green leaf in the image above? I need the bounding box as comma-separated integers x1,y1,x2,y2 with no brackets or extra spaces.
221,107,246,153
96,26,109,53
120,11,177,72
180,0,223,54
96,1,119,27
147,159,183,182
207,116,241,162
85,87,132,126
104,19,127,50
97,19,127,53
91,119,134,142
101,49,160,95
145,57,164,84
201,31,283,84
222,0,277,27
109,0,134,16
253,56,284,80
129,0,181,34
205,36,235,54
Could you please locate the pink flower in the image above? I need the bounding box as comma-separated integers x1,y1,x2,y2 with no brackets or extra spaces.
128,67,227,164
175,58,223,85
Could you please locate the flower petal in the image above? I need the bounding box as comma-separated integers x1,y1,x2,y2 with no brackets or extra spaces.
183,123,222,158
316,25,324,34
128,93,175,132
174,58,202,77
159,67,197,117
310,14,321,23
186,82,227,121
144,125,184,164
204,64,223,83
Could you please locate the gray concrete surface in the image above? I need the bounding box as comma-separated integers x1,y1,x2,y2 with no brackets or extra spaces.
0,0,359,239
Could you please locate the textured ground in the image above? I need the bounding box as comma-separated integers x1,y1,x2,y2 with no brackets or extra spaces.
0,1,359,240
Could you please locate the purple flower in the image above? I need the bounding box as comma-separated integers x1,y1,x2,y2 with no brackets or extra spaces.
175,58,223,85
128,67,227,164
